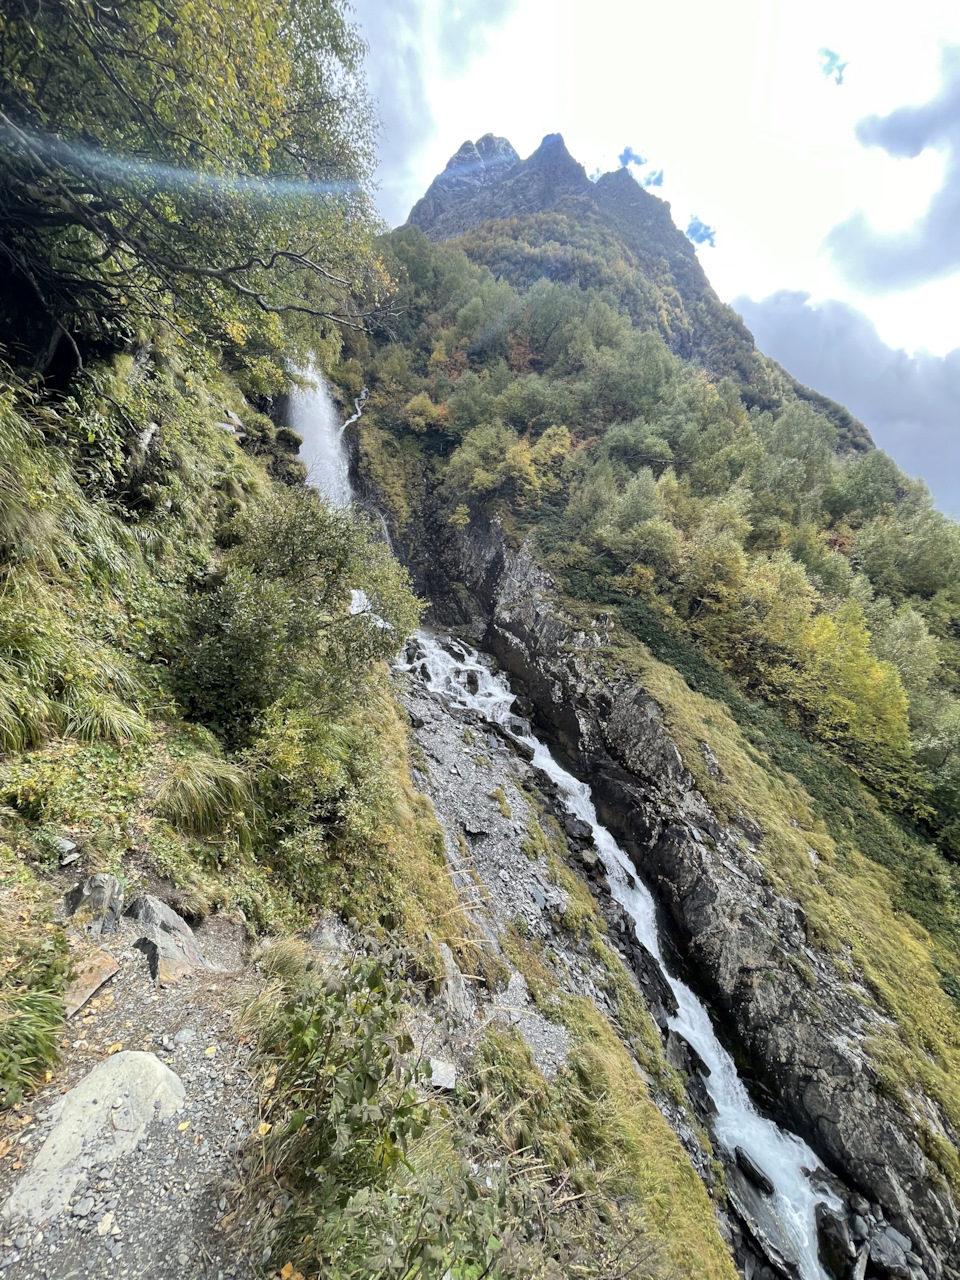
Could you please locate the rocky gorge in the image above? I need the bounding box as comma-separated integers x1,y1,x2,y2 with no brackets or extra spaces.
359,477,960,1280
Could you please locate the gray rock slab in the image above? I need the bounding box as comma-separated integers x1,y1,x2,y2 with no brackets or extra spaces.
63,874,124,939
2,1052,184,1227
124,895,194,940
133,925,207,984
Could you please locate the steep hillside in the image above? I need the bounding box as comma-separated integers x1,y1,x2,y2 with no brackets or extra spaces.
5,6,960,1276
345,134,960,1280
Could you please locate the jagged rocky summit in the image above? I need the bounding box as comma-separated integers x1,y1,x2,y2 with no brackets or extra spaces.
405,130,699,281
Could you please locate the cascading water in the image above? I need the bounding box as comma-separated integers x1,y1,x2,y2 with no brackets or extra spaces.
285,369,355,509
398,630,835,1280
286,367,376,614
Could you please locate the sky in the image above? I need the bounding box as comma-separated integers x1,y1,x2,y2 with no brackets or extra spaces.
351,0,960,514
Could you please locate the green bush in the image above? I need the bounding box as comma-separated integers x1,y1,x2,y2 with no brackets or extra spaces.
174,487,421,744
246,945,678,1280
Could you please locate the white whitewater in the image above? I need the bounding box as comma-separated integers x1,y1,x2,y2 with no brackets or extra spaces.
286,369,352,508
287,368,374,616
399,631,833,1280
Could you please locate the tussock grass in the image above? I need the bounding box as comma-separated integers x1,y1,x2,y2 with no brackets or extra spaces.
156,753,257,845
478,1022,735,1280
0,841,70,1106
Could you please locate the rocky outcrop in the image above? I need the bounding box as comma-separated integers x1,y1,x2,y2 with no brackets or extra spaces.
405,132,589,241
412,518,959,1280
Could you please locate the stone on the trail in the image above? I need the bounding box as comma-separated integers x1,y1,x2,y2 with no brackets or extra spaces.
125,894,208,983
428,1059,457,1091
2,1051,184,1227
63,949,120,1018
735,1146,775,1196
124,894,194,940
63,874,124,939
133,926,206,985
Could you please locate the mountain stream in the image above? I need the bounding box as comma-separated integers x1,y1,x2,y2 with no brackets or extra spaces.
294,372,834,1280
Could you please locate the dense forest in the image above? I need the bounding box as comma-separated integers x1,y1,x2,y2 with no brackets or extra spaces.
353,223,960,850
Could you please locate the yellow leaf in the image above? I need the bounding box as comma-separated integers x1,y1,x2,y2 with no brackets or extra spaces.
178,1121,191,1131
106,1042,123,1055
281,1265,294,1280
204,1045,217,1057
258,1122,271,1136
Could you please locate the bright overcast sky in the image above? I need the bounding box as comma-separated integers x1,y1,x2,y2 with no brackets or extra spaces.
353,0,960,510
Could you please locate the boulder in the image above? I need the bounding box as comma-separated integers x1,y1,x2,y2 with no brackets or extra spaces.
629,938,679,1028
564,814,593,841
869,1227,912,1278
63,874,123,939
815,1202,856,1279
735,1146,775,1196
1,1052,183,1227
125,894,208,983
133,926,206,984
666,1029,716,1120
124,894,195,939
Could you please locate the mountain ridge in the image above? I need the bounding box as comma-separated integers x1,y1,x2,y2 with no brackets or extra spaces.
404,133,873,450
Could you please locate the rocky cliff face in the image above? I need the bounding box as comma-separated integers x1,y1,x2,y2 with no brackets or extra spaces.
388,504,960,1280
405,132,588,240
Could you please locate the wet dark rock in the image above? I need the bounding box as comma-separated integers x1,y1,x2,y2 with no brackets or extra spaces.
563,814,593,841
725,1163,802,1279
735,1147,775,1196
815,1203,856,1278
870,1227,911,1278
629,940,678,1029
666,1030,716,1119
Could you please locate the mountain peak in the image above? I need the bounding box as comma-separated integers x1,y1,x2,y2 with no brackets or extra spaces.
405,132,589,239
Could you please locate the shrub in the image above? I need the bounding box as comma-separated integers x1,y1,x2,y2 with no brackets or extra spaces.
156,753,258,848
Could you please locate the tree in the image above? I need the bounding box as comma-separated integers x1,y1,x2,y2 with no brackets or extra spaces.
0,0,388,373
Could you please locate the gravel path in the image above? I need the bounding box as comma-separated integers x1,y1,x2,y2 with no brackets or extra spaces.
0,918,259,1280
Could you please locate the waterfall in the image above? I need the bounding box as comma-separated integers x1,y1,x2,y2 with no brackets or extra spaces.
286,370,352,508
399,631,837,1280
289,360,833,1277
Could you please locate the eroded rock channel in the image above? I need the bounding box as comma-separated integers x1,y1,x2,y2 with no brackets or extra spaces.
383,510,960,1280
